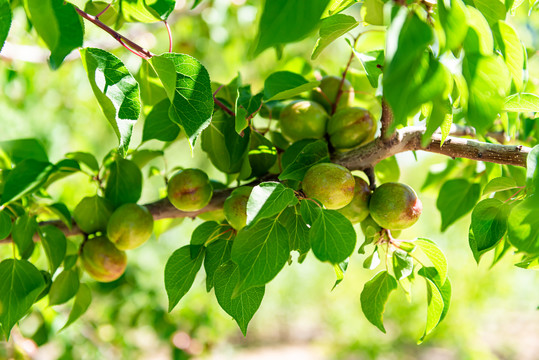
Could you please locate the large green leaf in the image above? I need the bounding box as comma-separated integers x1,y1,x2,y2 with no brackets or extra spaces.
12,215,38,260
493,21,524,91
415,238,448,285
309,209,356,264
437,0,468,52
204,239,233,292
151,53,213,148
360,271,398,333
214,261,265,335
417,267,451,343
312,13,358,59
507,197,539,254
61,283,92,330
48,268,80,306
471,0,506,25
482,177,519,196
436,178,481,231
142,99,180,143
279,140,330,181
246,182,298,226
104,158,142,208
164,245,204,311
39,225,67,275
231,217,289,293
263,71,319,101
463,54,510,133
0,139,48,165
0,210,12,240
80,48,141,155
189,221,222,258
463,6,493,55
0,0,12,52
25,0,84,69
0,259,46,339
253,0,331,57
470,198,510,253
504,93,539,112
0,160,55,204
279,206,310,261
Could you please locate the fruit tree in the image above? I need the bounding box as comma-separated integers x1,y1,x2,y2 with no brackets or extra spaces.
1,0,539,356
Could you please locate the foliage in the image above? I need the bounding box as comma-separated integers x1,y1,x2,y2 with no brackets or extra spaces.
1,0,539,356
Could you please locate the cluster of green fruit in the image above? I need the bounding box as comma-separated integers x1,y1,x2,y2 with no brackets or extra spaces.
73,198,154,282
302,162,422,233
278,76,376,150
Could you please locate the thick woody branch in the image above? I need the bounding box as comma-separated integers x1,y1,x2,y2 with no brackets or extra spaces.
0,127,531,244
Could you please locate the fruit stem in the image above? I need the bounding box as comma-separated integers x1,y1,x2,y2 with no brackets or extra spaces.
331,35,360,115
213,85,236,117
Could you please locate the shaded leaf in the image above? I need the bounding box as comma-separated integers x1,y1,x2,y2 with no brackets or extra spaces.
312,14,358,59
164,245,204,311
415,238,448,285
263,71,319,101
49,268,79,306
436,178,481,231
39,225,67,274
246,182,298,226
142,99,180,142
61,283,92,330
360,271,398,333
104,158,142,208
310,209,356,264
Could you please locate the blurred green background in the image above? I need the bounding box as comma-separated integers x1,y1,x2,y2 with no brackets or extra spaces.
2,0,539,359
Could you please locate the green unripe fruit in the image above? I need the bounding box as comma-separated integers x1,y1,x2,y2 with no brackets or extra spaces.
369,182,422,230
224,186,252,230
302,163,355,210
73,195,114,234
338,176,371,223
328,107,376,149
279,100,329,142
167,169,213,212
81,236,127,282
310,75,355,113
107,203,154,250
259,101,289,120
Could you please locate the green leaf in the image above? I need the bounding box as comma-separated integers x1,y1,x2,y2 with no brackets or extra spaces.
25,0,84,69
12,215,38,260
1,160,55,204
80,48,141,155
279,140,330,181
39,225,67,275
0,259,46,339
49,268,79,306
415,238,448,285
436,178,481,232
471,0,506,25
214,261,264,335
46,203,71,230
129,149,164,169
122,0,175,22
263,71,319,101
0,0,12,52
279,206,310,261
73,195,114,234
253,0,331,57
104,158,142,208
328,0,359,15
352,49,384,88
360,271,398,333
164,245,204,312
312,14,359,60
504,93,539,112
514,256,539,270
231,217,289,293
310,209,356,264
493,21,524,91
65,152,99,173
204,239,233,292
332,259,349,290
151,53,213,149
470,198,510,253
201,110,251,174
142,99,180,142
417,267,451,343
363,246,380,270
438,0,468,52
507,197,539,254
138,60,168,106
527,145,539,192
0,210,12,240
235,85,263,133
374,156,400,184
422,99,453,147
482,177,519,196
392,250,414,280
360,0,384,25
190,221,222,258
61,283,92,330
300,198,322,226
246,182,298,226
0,138,48,165
463,6,493,55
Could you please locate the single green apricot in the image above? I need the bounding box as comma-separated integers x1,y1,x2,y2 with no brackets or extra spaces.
369,182,422,230
328,107,376,149
338,176,371,223
224,186,253,230
167,169,213,212
81,236,127,282
73,195,114,234
310,75,355,113
279,100,329,142
302,163,355,209
107,203,154,250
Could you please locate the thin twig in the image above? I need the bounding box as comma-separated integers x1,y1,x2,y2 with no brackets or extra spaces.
213,85,236,116
164,21,173,53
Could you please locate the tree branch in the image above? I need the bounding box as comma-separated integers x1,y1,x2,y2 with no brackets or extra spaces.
74,7,154,59
380,100,394,139
0,127,530,244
